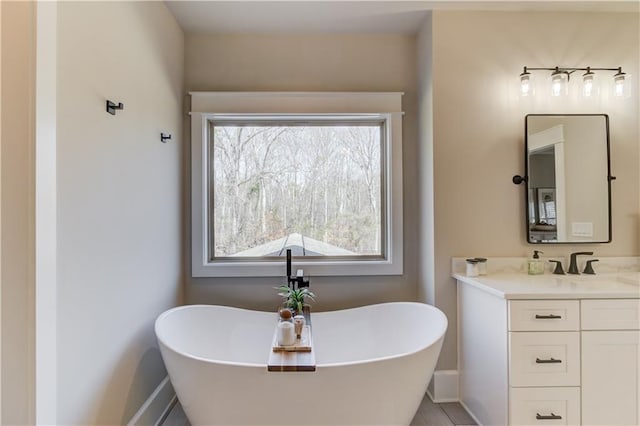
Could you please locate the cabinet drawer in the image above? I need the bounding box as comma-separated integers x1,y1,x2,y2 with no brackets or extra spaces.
509,332,580,387
510,387,580,426
509,300,579,331
581,299,640,330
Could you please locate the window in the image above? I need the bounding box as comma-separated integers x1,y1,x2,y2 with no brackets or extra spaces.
191,92,403,277
211,118,385,258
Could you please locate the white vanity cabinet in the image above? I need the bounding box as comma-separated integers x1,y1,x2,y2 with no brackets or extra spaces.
456,276,640,426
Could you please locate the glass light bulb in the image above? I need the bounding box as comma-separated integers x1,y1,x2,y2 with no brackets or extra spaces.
583,74,595,97
612,70,632,99
614,75,625,97
551,74,565,97
520,75,531,96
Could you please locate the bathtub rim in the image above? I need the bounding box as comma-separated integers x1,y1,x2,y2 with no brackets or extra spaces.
155,301,448,369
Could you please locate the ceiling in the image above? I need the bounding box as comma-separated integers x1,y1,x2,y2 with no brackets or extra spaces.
165,1,639,34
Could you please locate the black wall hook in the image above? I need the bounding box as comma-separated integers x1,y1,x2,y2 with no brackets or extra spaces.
106,100,124,115
160,133,172,143
512,175,527,185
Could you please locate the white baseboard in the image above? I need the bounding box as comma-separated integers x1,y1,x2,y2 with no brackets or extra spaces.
459,399,483,426
426,370,459,403
127,376,176,426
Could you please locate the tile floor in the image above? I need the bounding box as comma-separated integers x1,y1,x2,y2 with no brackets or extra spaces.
162,393,476,426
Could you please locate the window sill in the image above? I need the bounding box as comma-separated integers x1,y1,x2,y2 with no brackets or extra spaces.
192,258,403,278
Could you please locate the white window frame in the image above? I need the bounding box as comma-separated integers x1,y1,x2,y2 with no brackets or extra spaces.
190,92,403,277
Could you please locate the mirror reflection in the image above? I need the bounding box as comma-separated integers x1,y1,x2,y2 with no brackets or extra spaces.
525,114,611,243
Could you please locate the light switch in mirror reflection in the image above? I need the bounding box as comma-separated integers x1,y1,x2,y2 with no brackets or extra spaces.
525,114,612,244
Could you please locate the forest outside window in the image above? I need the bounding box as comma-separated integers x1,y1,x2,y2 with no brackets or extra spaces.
211,118,384,259
190,92,403,277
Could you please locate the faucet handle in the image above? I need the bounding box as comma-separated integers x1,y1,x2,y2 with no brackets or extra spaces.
583,259,599,275
549,260,565,275
294,269,310,288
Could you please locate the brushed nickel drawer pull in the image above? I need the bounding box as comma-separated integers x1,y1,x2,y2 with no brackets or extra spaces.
536,413,562,420
536,357,562,364
535,314,562,319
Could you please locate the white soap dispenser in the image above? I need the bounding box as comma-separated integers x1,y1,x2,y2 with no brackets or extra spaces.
527,250,545,275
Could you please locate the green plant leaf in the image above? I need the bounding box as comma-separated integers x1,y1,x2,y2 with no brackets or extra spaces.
274,284,315,310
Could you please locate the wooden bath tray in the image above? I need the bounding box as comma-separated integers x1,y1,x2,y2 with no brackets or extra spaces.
268,322,316,372
272,325,312,352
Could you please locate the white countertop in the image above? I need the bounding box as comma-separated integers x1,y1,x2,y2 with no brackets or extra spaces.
453,271,640,300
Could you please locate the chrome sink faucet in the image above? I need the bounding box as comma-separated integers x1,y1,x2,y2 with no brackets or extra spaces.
567,251,594,274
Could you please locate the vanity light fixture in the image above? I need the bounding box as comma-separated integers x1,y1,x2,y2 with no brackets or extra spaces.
519,66,629,98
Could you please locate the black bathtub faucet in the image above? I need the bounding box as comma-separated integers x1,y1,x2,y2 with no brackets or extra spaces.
286,249,309,289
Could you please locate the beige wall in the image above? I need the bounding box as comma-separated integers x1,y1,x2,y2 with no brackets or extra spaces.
185,34,420,311
56,2,184,424
429,11,639,370
1,1,36,424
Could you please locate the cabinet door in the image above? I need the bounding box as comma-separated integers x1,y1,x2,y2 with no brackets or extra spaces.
582,330,640,426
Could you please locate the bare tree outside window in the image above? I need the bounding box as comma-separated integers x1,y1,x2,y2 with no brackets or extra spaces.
209,122,383,258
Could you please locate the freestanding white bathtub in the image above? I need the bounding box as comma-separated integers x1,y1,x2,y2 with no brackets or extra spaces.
155,302,447,426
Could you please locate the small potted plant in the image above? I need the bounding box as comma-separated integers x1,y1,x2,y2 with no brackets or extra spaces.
275,285,316,315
